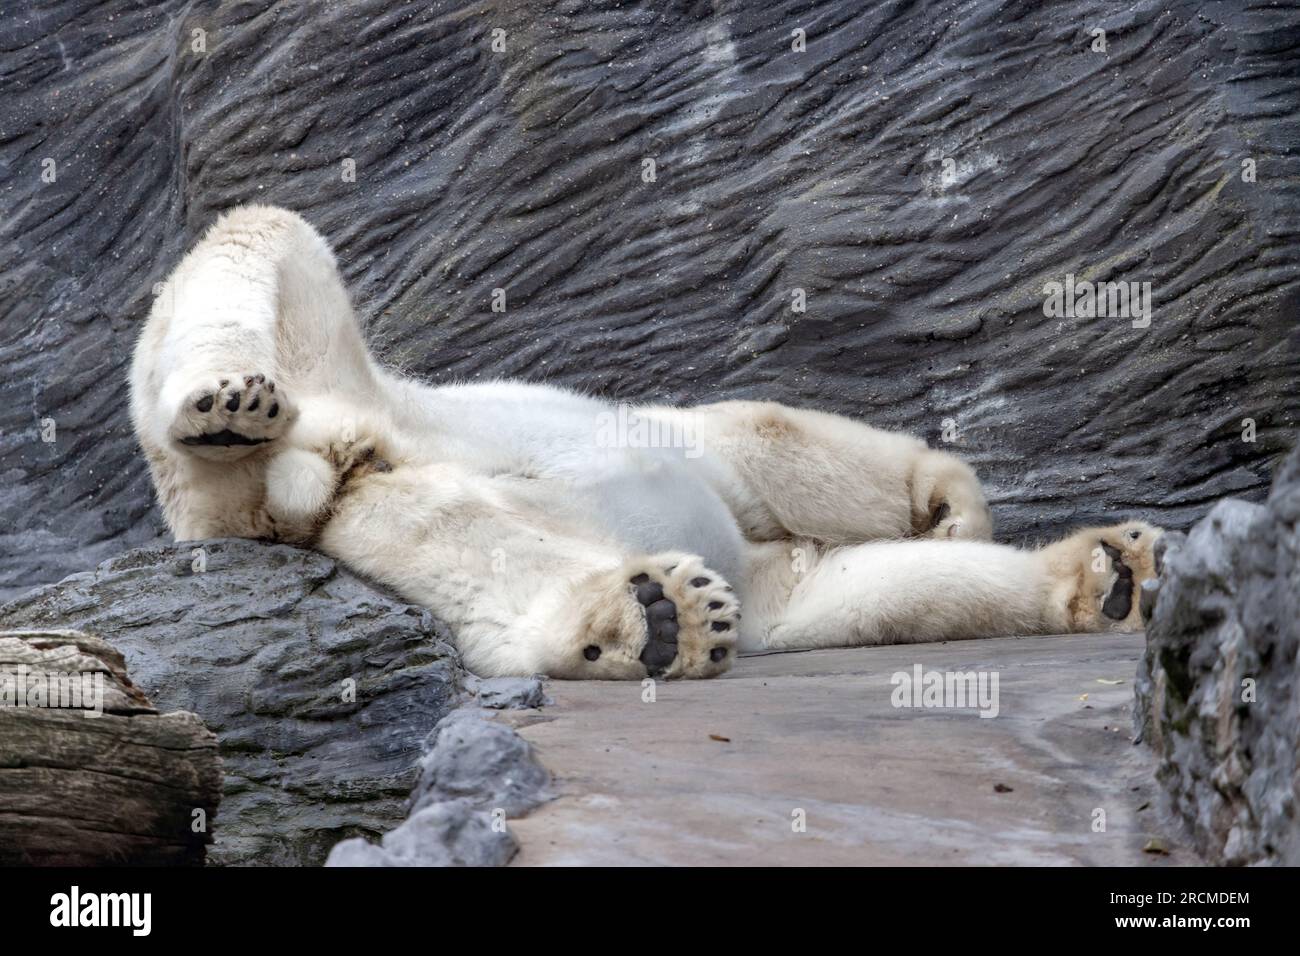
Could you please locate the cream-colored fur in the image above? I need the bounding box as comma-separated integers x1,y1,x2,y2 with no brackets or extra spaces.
129,205,1160,679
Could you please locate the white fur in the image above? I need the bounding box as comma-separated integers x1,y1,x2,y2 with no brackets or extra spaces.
264,448,335,525
129,206,1153,679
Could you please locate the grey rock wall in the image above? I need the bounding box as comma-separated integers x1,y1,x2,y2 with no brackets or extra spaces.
2,0,1298,598
1135,446,1299,865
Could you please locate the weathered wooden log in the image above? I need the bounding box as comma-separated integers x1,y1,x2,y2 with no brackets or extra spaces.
0,629,221,866
0,541,466,866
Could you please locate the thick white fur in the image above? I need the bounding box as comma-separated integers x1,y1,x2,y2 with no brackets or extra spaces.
129,205,1158,679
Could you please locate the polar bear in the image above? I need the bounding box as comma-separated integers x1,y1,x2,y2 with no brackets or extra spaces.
130,205,1161,679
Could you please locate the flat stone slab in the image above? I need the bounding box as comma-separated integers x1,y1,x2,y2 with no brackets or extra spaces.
504,633,1193,866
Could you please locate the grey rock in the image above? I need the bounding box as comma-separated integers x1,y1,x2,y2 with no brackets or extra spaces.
412,708,551,818
464,674,551,710
0,539,464,866
1135,447,1300,865
3,0,1298,601
325,692,552,867
326,801,517,868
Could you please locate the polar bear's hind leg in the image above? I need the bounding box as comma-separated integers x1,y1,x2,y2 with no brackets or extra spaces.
535,552,741,679
670,400,992,545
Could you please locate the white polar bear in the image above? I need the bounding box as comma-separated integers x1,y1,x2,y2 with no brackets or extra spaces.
129,205,1161,679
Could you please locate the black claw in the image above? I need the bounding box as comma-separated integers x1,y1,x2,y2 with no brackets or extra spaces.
635,581,665,606
690,576,711,588
710,621,730,632
266,382,275,393
225,392,241,411
268,402,279,419
195,395,214,413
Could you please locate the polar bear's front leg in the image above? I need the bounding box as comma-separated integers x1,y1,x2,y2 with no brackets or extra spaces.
1037,521,1162,632
750,521,1162,650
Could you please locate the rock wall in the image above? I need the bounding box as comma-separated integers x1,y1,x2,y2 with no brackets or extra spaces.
1,0,1297,598
1135,446,1299,865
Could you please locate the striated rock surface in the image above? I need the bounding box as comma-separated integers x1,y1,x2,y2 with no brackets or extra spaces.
2,0,1298,599
1135,447,1299,865
0,539,464,866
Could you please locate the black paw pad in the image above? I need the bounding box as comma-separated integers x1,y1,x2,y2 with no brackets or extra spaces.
1101,547,1135,621
638,591,680,676
646,599,677,627
690,576,711,587
268,402,280,418
225,391,241,412
710,647,728,663
635,581,665,606
195,395,214,413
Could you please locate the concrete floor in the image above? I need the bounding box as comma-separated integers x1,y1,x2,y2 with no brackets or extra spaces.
501,633,1194,866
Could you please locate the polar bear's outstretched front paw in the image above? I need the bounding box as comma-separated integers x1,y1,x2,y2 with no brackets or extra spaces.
570,553,740,680
168,373,296,456
1043,520,1162,632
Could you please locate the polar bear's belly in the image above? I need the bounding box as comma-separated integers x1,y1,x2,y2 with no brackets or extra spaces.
568,451,747,592
424,384,748,590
